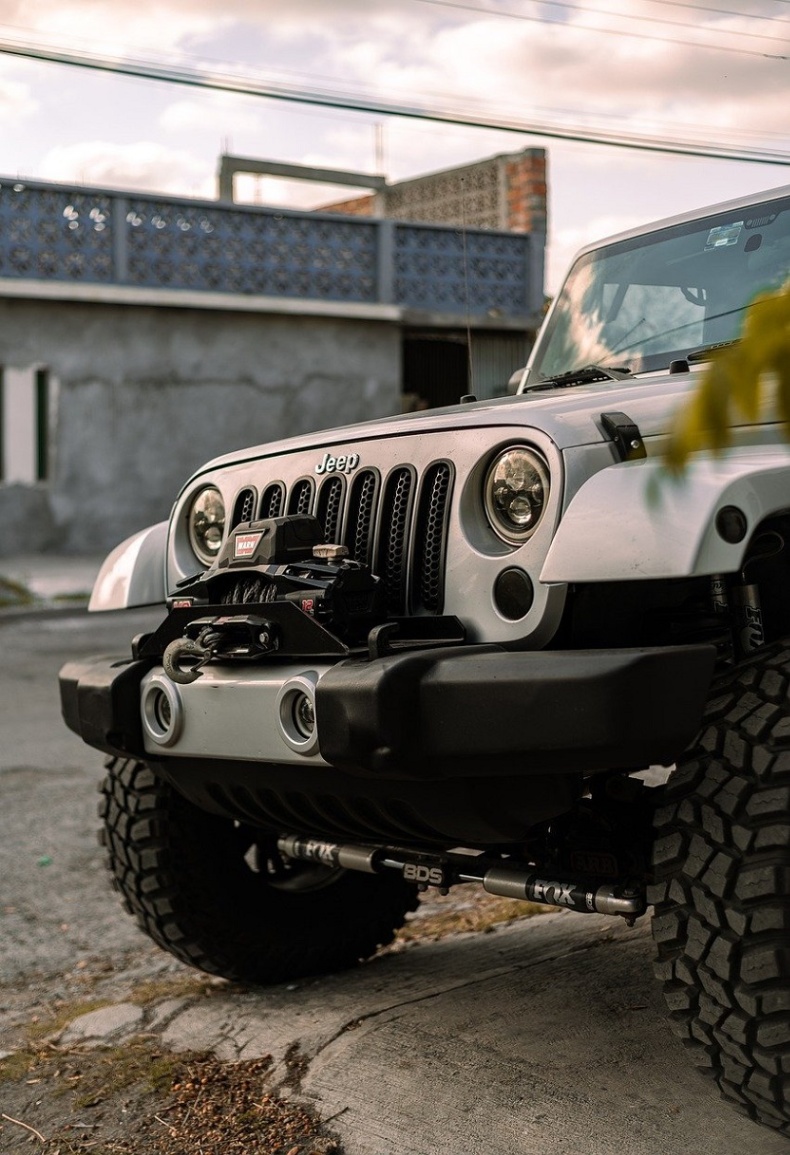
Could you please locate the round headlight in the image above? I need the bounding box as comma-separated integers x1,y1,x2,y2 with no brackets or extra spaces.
484,447,549,544
187,486,226,566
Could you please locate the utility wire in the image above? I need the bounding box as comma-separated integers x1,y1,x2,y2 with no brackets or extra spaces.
561,0,790,26
647,0,790,22
411,0,790,58
1,37,788,167
419,0,790,44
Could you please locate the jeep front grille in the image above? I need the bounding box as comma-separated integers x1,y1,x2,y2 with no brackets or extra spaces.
236,460,453,615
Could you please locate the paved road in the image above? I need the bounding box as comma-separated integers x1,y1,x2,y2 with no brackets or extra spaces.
2,608,787,1154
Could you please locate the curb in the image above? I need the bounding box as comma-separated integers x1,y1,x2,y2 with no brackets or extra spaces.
0,599,90,625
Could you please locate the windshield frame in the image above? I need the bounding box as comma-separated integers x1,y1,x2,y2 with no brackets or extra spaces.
527,187,790,385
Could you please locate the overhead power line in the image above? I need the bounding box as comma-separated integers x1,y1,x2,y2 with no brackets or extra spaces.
648,0,790,23
1,37,789,168
412,0,790,59
417,0,790,44
647,0,790,22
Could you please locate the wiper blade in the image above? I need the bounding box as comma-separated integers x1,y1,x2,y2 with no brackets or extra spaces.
686,339,739,364
523,363,632,392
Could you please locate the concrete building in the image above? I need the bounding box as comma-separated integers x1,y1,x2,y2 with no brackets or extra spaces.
0,151,546,554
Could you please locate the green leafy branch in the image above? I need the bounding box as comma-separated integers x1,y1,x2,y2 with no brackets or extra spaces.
665,282,790,473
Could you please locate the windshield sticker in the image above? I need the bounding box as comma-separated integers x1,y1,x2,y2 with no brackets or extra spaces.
705,222,743,250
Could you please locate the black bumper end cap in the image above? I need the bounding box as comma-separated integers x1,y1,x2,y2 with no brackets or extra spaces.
59,656,149,759
316,642,717,779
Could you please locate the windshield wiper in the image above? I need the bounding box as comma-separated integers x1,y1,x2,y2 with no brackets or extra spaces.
686,339,740,364
523,363,632,392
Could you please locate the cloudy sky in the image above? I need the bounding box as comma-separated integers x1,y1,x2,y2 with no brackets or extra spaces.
0,0,788,290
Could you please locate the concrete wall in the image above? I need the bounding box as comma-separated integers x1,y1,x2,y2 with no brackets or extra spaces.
0,298,401,554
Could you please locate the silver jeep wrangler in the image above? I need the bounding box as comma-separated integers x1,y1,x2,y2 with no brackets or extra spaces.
61,183,790,1136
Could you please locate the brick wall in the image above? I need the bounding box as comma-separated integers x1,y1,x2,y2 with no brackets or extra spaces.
320,148,547,233
318,193,376,217
504,150,548,233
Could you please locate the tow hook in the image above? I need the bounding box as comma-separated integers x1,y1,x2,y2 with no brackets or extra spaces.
163,615,280,685
163,632,219,685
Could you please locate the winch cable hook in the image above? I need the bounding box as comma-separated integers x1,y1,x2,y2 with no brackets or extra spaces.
163,627,222,685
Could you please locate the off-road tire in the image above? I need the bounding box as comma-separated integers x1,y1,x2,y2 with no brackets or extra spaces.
99,757,419,985
649,641,790,1135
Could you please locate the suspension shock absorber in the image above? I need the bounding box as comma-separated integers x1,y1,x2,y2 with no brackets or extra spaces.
709,574,729,616
732,574,765,657
730,531,784,658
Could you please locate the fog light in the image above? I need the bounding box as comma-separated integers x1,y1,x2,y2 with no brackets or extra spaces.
292,692,315,739
153,690,172,731
141,674,184,747
277,674,320,756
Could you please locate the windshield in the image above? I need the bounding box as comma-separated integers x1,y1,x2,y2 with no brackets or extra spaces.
531,193,790,380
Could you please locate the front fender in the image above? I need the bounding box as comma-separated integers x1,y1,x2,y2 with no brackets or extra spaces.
541,449,790,583
89,522,168,610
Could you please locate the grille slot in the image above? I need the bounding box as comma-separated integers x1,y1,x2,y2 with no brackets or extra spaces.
412,462,453,613
344,469,379,565
260,483,284,519
231,487,257,528
317,476,344,544
377,467,415,615
288,477,314,516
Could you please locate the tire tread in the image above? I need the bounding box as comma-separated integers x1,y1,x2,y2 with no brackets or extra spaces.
650,640,790,1135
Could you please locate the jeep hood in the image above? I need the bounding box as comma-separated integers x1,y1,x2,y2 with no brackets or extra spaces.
184,368,760,490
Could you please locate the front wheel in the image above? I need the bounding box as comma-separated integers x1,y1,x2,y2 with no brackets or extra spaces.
649,641,790,1135
99,758,418,985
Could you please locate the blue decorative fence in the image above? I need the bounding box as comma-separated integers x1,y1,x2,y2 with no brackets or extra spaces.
0,178,539,318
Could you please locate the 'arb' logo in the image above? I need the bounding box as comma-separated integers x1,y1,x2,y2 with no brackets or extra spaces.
234,531,263,559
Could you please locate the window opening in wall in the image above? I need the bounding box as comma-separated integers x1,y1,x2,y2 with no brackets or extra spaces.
402,332,531,409
0,369,4,482
36,368,49,481
402,336,468,411
0,365,52,485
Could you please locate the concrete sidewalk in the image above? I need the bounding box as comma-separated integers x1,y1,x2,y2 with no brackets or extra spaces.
0,554,104,606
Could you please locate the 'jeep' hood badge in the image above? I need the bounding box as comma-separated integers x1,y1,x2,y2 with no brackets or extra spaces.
315,451,360,475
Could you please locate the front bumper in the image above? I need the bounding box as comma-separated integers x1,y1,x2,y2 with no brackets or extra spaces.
60,640,715,781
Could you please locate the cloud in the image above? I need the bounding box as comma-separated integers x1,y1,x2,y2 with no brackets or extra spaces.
351,16,787,146
0,70,36,122
4,0,788,156
0,0,231,54
158,95,259,136
256,4,790,159
38,140,211,196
